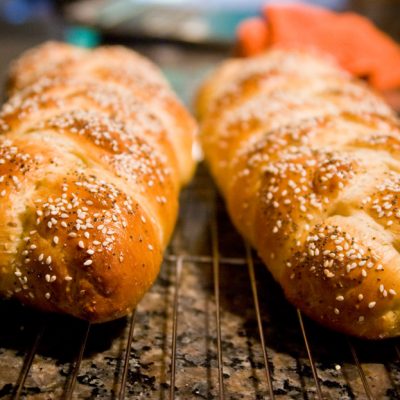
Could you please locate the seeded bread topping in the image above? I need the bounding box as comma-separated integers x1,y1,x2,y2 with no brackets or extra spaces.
197,49,400,338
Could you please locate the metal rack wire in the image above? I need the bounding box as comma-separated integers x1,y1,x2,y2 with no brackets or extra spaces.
1,167,400,399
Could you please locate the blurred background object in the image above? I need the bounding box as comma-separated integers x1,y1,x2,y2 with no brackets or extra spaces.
60,0,400,46
0,0,53,24
0,0,59,87
0,1,398,50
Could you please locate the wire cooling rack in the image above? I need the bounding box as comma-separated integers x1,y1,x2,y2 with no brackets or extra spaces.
1,165,400,399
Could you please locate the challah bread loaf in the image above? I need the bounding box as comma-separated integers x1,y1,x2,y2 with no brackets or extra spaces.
197,49,400,339
0,42,196,322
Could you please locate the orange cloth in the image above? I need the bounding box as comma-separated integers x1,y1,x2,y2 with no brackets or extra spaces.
237,3,400,91
237,17,270,56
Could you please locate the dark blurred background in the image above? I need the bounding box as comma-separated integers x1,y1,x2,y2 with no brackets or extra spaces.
0,0,399,103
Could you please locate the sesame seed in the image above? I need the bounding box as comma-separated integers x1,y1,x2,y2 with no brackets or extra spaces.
336,295,344,301
78,241,84,249
361,269,367,277
368,301,376,309
358,316,365,322
358,294,364,301
84,259,93,266
45,292,51,299
53,236,59,245
389,289,397,296
334,308,340,315
65,276,73,281
46,256,52,265
45,274,51,282
87,249,95,255
324,269,334,278
38,253,44,261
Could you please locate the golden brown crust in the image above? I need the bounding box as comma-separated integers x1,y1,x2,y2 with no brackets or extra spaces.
7,43,197,184
197,49,400,338
0,42,195,322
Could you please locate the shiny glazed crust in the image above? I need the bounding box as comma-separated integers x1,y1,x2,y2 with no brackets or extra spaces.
0,42,196,322
197,49,400,339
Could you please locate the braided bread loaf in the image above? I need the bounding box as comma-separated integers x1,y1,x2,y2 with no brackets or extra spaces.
197,49,400,339
0,42,196,322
